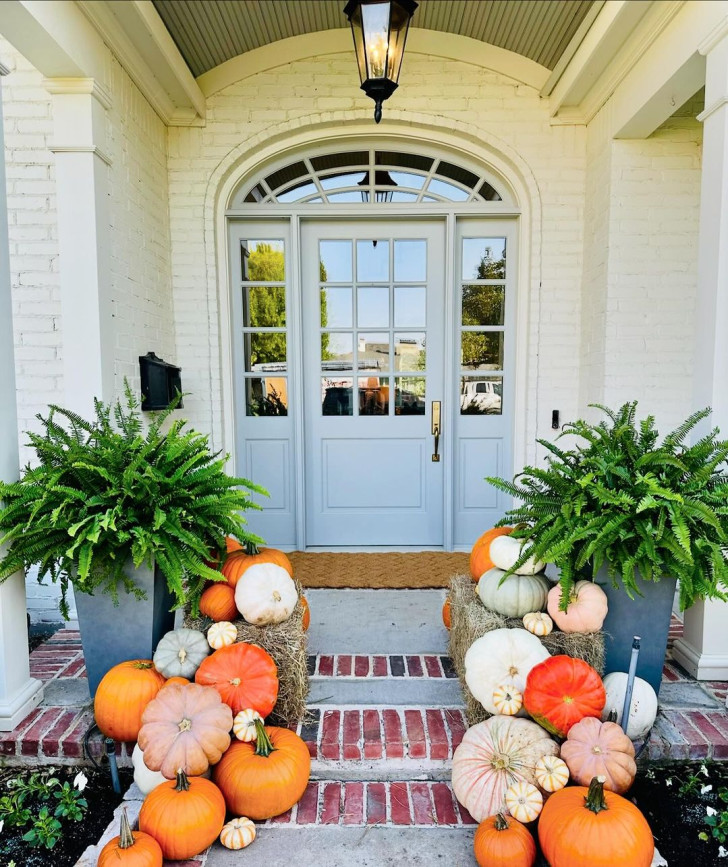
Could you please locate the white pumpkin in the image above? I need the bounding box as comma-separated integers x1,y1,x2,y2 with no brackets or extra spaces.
233,708,262,742
153,628,209,679
489,535,545,575
601,672,658,740
464,628,551,715
523,611,553,636
207,621,237,650
234,562,298,625
220,816,256,850
132,744,211,795
477,568,549,617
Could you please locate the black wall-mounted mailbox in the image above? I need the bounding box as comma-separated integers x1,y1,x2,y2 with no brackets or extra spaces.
139,352,182,411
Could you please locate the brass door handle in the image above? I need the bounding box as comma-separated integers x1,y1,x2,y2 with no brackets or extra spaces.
432,401,441,462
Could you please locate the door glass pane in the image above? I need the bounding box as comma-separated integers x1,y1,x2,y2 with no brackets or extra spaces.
358,332,390,372
322,332,353,369
322,377,353,415
357,286,389,327
245,377,288,416
358,376,390,416
320,240,352,282
462,238,506,280
461,332,504,371
244,332,287,369
242,240,285,281
394,240,426,282
357,240,389,281
460,376,503,415
394,333,426,371
321,286,352,327
243,286,286,327
394,376,426,415
427,178,469,201
461,284,505,326
394,286,426,327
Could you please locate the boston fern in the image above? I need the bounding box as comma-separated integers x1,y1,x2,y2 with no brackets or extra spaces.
487,403,728,610
0,384,266,617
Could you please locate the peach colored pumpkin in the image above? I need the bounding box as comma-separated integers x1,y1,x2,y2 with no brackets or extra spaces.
547,580,608,633
560,716,636,794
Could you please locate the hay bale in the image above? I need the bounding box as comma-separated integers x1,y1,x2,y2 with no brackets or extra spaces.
185,590,309,726
448,574,605,726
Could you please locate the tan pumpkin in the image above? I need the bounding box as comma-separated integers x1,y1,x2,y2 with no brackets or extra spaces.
561,716,636,794
522,612,553,637
534,755,569,793
492,684,523,716
220,817,256,850
547,580,608,633
207,621,237,650
477,568,550,618
452,716,559,822
505,781,543,823
234,563,298,625
233,708,262,742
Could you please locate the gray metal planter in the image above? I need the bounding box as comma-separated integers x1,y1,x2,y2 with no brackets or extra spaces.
596,565,677,696
74,560,175,697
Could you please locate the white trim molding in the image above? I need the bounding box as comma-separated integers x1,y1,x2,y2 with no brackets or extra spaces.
48,144,113,167
43,76,112,109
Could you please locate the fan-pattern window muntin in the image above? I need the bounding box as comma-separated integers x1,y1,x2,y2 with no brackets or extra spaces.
240,149,504,206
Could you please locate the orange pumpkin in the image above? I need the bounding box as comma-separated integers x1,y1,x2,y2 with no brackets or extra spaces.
195,642,279,716
213,720,311,820
162,676,190,688
138,770,226,861
199,583,238,622
226,536,243,553
94,660,166,742
470,527,514,580
442,598,452,630
474,813,536,867
561,716,637,794
523,655,606,738
97,806,163,867
223,543,293,588
538,776,654,867
301,595,311,631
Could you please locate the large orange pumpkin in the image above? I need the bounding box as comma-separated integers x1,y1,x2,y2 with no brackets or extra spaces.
474,813,536,867
94,660,166,742
97,806,163,867
223,542,293,588
195,642,279,716
138,770,226,861
523,655,606,738
199,582,238,622
470,527,513,580
538,776,654,867
213,720,311,820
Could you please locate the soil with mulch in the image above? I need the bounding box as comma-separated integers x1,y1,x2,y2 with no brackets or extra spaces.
0,765,132,867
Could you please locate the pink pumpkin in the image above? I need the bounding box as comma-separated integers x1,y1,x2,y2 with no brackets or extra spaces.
547,580,608,633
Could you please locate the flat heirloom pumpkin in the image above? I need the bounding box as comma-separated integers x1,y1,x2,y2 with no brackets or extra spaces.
547,580,608,633
153,628,209,679
235,563,298,625
561,716,636,794
477,568,549,617
452,716,559,823
465,628,550,716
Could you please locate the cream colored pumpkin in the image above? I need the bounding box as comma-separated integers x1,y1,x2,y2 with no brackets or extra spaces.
492,683,523,716
601,672,658,740
153,628,209,679
207,621,237,650
489,535,545,575
547,580,608,633
464,628,550,715
452,716,559,822
522,611,553,636
477,568,550,617
132,744,168,795
233,708,262,742
534,755,569,792
220,817,256,850
234,563,298,625
505,781,543,823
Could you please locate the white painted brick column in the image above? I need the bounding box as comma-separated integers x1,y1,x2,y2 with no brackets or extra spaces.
672,23,728,681
0,63,43,729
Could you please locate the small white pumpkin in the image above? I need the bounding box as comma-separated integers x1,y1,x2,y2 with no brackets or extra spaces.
132,744,167,795
233,708,262,742
489,535,545,575
477,568,550,617
492,683,523,716
234,563,298,625
601,672,658,740
153,628,210,679
534,754,569,792
207,621,237,650
505,780,543,823
220,816,256,850
523,611,553,636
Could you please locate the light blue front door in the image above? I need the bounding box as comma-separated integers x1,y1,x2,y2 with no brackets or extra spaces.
302,220,446,546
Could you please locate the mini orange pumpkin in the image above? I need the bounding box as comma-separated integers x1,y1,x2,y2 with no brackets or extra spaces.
474,813,536,867
442,598,452,630
223,542,293,588
94,660,166,742
199,583,238,622
470,527,514,580
301,595,311,631
97,806,163,867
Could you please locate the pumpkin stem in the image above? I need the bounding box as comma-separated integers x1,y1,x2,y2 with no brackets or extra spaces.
118,806,135,849
175,769,191,792
584,776,609,814
244,541,260,556
254,719,277,757
494,813,510,831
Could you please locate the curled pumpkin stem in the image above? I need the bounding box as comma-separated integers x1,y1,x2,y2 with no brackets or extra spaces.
254,719,276,757
494,812,510,831
584,775,609,814
118,806,135,849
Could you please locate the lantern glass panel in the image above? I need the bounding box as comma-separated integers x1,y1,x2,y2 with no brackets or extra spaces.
361,2,391,80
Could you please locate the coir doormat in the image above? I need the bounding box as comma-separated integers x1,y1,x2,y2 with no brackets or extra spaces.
287,551,469,589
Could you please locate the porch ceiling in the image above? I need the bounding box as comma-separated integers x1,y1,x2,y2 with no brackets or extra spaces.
151,0,601,79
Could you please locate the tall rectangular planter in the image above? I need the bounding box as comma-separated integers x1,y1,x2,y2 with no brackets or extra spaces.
596,565,677,696
75,560,175,697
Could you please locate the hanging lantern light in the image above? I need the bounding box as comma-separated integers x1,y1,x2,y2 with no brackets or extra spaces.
343,0,418,123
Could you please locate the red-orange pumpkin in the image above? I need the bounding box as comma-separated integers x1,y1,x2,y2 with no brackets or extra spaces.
194,642,279,716
301,595,311,631
97,806,163,867
199,583,238,622
470,527,514,580
223,542,293,588
523,655,606,738
474,813,536,867
442,598,452,630
213,720,310,820
94,660,167,742
138,770,226,861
